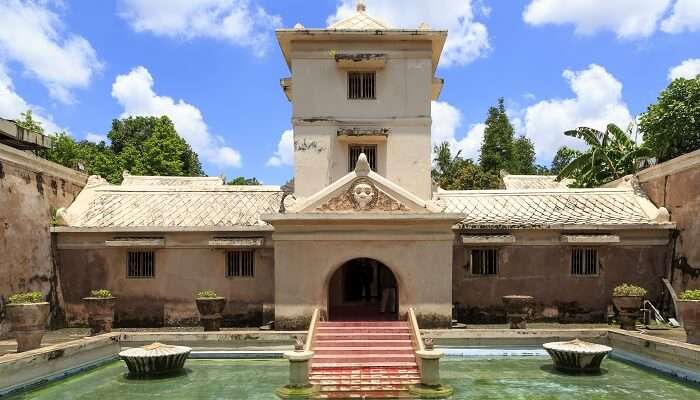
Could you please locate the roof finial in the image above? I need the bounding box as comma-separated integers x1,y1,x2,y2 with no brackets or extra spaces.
356,0,366,12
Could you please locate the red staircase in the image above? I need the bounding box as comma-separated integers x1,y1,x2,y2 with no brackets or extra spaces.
309,321,420,399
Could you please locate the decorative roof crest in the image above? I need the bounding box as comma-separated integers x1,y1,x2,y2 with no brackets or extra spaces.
357,0,366,12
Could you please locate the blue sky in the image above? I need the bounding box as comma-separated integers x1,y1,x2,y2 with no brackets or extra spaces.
0,0,699,185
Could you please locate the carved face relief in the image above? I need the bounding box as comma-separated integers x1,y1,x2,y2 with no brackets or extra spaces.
353,183,375,209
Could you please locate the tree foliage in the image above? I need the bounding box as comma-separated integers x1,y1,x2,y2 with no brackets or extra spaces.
639,76,700,162
550,146,581,175
556,123,652,187
480,98,515,173
36,114,204,184
512,136,537,174
16,110,44,134
227,176,261,185
432,142,500,190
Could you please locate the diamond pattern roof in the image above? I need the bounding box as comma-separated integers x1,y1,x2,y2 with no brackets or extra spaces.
328,11,390,30
437,189,658,229
502,175,574,190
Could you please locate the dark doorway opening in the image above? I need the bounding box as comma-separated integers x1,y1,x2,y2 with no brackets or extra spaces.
328,258,398,321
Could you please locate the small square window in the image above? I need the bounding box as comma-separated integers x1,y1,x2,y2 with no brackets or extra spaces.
348,72,375,100
348,144,377,171
127,251,155,278
226,250,255,278
469,249,499,276
571,248,598,275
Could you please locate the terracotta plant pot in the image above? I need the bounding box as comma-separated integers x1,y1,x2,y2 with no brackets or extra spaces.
6,302,50,352
82,297,117,335
502,295,535,329
612,295,643,330
677,300,700,345
195,297,227,331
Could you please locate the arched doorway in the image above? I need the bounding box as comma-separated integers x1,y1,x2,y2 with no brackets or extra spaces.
328,258,398,321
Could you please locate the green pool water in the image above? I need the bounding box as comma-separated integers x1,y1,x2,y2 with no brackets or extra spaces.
6,357,699,399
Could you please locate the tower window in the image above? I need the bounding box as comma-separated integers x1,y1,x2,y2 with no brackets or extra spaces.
348,72,375,100
349,144,377,171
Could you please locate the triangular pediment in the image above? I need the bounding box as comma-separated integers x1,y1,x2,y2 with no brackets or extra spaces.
289,154,442,214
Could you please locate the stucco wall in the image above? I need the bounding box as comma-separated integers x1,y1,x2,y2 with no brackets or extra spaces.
635,149,700,292
0,144,86,338
54,232,275,327
290,40,434,200
452,231,670,323
270,219,456,330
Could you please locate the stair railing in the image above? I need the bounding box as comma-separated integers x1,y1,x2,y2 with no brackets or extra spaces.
407,307,425,353
304,308,322,352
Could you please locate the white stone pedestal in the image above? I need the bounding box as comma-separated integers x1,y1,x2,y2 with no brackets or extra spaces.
276,350,318,399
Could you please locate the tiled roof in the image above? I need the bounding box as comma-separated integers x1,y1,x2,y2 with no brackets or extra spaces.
501,175,574,190
328,9,390,30
59,176,283,229
437,188,665,229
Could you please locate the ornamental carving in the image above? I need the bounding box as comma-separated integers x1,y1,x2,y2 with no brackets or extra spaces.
316,178,408,212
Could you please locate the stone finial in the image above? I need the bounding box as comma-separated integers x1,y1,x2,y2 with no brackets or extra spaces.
424,337,434,350
294,336,305,351
419,22,431,30
55,208,70,226
122,170,131,177
655,207,670,223
355,153,371,176
357,0,366,12
85,175,108,188
294,23,305,30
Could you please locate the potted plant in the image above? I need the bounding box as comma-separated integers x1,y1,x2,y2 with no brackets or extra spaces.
611,284,647,330
6,291,50,352
195,290,226,331
502,295,535,329
677,289,700,345
82,289,117,335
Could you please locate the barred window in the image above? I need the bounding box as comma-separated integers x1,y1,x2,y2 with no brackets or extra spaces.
348,72,375,100
470,249,499,276
127,251,155,278
227,250,255,278
349,144,377,171
571,248,598,275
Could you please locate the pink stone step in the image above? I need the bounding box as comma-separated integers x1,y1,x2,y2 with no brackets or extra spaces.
317,391,414,399
314,339,413,347
314,346,414,355
317,326,409,333
312,361,418,368
316,332,411,341
319,321,408,327
313,354,416,364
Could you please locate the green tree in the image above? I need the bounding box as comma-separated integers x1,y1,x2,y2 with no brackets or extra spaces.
227,177,261,185
432,142,499,190
16,110,44,134
480,98,515,173
557,123,652,187
639,76,700,162
550,146,582,175
512,136,536,174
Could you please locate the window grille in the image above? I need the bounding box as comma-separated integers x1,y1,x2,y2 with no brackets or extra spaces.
571,248,598,275
470,249,499,276
348,144,377,171
227,250,255,278
127,251,155,278
348,72,376,100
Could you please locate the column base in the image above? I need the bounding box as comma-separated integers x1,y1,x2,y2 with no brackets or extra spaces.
408,384,454,399
275,385,319,399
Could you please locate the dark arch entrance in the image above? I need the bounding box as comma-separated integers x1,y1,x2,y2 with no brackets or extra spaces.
328,258,398,321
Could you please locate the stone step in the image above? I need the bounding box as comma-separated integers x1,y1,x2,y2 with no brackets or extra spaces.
317,326,410,334
313,353,416,362
316,332,411,341
314,339,413,347
314,346,414,354
312,361,418,368
311,377,420,384
319,321,407,327
310,366,420,375
316,390,414,399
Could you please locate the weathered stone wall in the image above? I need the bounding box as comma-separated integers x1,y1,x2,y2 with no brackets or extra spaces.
635,149,700,292
452,230,670,324
54,231,275,328
0,144,86,338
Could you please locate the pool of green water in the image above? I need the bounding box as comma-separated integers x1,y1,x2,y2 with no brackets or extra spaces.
7,357,699,399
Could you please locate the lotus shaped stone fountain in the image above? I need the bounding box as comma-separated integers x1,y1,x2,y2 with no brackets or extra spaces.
119,342,191,376
543,339,612,373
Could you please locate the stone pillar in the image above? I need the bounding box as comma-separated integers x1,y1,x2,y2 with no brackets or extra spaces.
276,350,318,399
409,350,454,399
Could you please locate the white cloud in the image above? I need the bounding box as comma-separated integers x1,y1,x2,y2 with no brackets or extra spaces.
523,0,672,39
431,100,484,160
85,132,108,143
327,0,489,67
668,58,700,80
662,0,700,33
522,64,633,159
0,0,101,103
266,129,294,167
112,66,242,168
118,0,281,56
0,63,65,134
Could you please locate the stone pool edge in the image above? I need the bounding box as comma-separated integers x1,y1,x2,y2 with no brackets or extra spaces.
1,329,699,395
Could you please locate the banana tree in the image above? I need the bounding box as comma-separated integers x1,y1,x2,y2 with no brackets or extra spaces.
557,123,653,187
